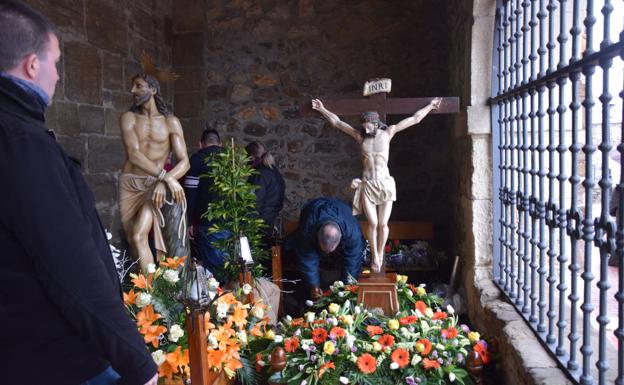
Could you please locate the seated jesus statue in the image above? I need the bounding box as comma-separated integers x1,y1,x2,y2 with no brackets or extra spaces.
311,97,441,272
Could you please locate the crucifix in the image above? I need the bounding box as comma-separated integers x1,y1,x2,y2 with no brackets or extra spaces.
303,78,459,275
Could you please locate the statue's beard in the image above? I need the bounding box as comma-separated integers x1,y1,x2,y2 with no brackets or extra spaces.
132,92,151,109
363,128,377,138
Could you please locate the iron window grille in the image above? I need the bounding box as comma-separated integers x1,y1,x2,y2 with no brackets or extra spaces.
490,0,623,384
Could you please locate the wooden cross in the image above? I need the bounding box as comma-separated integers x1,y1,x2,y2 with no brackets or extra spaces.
300,92,459,121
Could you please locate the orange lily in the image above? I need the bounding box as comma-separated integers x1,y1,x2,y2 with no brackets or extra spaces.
131,274,152,290
230,304,248,329
318,361,335,378
207,348,226,368
136,305,160,328
159,256,186,269
204,311,216,331
141,324,167,348
123,289,137,306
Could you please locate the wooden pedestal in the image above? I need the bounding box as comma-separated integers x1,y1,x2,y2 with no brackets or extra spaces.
187,310,211,385
357,270,399,315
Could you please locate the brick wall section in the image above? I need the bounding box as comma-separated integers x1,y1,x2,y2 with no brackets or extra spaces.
173,0,458,245
25,0,174,240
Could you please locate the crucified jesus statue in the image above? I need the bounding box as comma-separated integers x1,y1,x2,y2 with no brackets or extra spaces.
312,97,441,273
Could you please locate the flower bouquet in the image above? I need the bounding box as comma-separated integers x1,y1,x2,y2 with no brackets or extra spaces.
123,256,269,384
124,257,190,381
252,275,489,385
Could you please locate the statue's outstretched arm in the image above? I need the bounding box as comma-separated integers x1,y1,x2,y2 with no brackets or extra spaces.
389,97,441,136
311,99,361,142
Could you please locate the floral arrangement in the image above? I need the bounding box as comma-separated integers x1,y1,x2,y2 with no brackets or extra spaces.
252,275,489,385
123,256,269,383
124,257,189,380
384,239,403,256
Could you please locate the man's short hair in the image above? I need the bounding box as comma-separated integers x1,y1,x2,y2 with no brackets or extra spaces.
200,128,221,145
0,1,55,72
318,222,342,253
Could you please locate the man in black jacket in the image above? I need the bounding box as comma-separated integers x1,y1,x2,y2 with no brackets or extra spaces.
183,128,228,278
0,1,158,384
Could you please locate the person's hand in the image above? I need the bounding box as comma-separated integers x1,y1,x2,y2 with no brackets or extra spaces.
143,373,158,385
311,99,324,111
430,97,442,110
152,182,166,208
164,175,185,203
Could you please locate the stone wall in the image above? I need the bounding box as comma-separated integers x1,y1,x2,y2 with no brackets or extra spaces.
173,0,459,245
26,0,174,239
29,0,464,250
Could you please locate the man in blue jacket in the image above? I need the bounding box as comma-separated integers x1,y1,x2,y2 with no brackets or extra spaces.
0,1,157,384
289,197,366,299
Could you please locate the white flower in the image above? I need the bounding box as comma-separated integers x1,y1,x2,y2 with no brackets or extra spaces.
414,309,424,318
242,283,252,295
390,362,399,370
285,315,293,323
339,376,349,384
274,335,283,343
301,343,310,351
168,324,184,342
294,328,302,336
449,372,456,382
301,380,307,385
163,269,179,283
447,304,455,314
346,334,356,348
338,291,347,297
216,302,229,319
251,305,264,319
411,354,422,366
305,312,315,323
147,263,156,274
208,277,219,290
208,333,218,349
424,308,434,318
344,299,351,308
237,330,248,345
354,306,361,314
335,281,344,288
257,360,265,367
305,300,314,307
151,350,166,366
135,292,152,307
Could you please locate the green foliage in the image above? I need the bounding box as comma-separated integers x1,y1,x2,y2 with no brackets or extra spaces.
202,141,267,281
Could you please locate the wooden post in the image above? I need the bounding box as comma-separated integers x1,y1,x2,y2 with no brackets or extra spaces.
357,269,399,315
186,310,210,385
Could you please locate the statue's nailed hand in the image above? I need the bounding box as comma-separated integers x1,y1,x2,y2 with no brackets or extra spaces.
164,175,185,203
431,97,442,110
152,182,166,208
311,99,324,111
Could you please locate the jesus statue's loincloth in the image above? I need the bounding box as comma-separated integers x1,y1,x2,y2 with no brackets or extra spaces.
351,176,396,215
118,173,167,254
